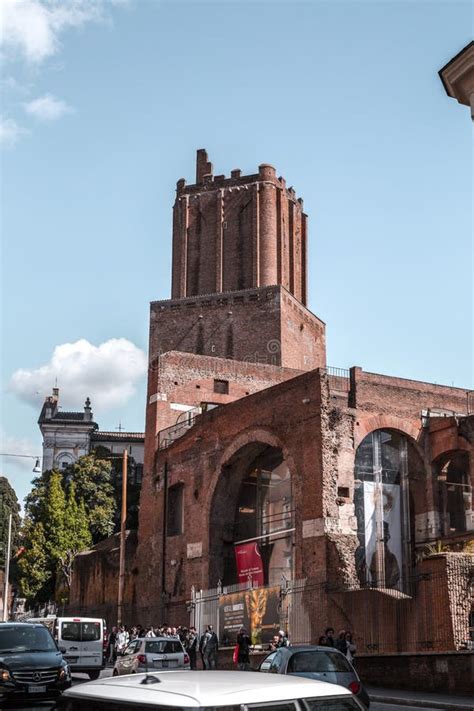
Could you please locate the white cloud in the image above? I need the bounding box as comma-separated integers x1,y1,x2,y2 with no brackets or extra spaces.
0,0,127,65
10,338,147,412
0,116,27,146
24,93,73,121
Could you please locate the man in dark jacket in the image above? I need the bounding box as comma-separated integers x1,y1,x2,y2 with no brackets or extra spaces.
202,624,218,669
236,627,251,670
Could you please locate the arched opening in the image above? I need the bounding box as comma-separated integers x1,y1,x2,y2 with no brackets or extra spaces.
353,429,423,591
435,450,470,535
209,443,293,588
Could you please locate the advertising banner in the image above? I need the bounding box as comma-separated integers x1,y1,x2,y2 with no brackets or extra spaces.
234,542,264,586
364,481,402,589
219,586,280,646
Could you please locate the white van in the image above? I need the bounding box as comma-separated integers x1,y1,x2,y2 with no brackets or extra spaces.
27,616,105,679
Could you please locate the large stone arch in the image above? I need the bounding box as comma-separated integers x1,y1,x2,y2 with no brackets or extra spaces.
206,427,296,587
355,414,421,450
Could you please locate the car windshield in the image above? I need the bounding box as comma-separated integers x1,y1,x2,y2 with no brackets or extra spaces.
287,651,352,673
0,626,57,653
145,640,183,654
54,703,358,711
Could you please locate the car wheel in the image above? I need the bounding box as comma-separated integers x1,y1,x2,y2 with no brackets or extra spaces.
88,670,101,680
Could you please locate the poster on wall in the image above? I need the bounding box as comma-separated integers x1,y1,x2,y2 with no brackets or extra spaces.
363,482,402,589
219,586,280,646
235,542,264,586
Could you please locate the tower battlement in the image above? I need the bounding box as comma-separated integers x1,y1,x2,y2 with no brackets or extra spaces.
171,150,308,304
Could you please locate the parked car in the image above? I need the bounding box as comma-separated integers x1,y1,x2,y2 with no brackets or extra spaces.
59,669,365,709
28,615,106,679
113,636,190,675
258,645,370,709
0,621,71,703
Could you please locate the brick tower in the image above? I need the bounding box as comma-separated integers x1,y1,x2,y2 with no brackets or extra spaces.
145,150,326,440
172,149,308,303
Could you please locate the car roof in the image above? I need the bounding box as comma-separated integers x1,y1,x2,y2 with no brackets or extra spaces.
266,645,342,654
64,670,352,707
0,622,47,629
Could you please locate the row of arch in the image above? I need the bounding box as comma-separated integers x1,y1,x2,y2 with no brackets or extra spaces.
205,425,471,592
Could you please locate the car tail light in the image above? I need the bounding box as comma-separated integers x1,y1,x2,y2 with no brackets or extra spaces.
184,654,190,665
137,654,147,665
348,681,360,695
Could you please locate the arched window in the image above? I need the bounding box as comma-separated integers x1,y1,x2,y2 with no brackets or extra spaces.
55,452,75,470
435,451,470,535
354,430,415,591
234,447,293,587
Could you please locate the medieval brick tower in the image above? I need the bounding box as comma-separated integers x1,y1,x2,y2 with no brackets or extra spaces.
145,150,326,452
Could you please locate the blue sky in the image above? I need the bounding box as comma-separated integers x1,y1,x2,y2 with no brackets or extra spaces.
1,0,472,505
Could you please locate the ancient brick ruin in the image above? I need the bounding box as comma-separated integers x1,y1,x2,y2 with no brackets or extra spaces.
70,151,473,667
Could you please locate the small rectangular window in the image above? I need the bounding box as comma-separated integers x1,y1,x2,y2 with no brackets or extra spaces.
214,379,229,394
167,485,183,537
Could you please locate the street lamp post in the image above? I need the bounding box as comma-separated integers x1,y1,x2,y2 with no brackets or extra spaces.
117,448,128,627
3,513,12,621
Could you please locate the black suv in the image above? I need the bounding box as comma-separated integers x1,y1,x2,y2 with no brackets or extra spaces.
0,622,72,703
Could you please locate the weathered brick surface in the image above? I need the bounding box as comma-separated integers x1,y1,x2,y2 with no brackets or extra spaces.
171,152,308,304
149,286,325,370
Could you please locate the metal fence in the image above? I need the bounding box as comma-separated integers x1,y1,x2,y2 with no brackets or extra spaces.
187,568,473,655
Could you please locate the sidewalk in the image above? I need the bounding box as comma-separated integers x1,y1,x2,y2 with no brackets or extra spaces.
368,685,474,710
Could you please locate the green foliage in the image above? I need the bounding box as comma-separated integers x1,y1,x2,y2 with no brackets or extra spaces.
0,476,21,568
63,455,115,542
19,453,116,604
17,521,52,601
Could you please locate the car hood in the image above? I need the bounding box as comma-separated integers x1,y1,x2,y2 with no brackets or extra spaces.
0,650,64,669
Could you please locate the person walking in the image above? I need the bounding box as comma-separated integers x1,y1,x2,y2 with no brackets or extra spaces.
335,630,348,655
236,627,251,671
107,626,118,664
325,627,336,648
344,631,356,664
185,627,198,670
202,624,218,669
276,630,290,648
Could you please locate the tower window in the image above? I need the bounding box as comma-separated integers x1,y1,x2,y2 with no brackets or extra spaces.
214,379,229,394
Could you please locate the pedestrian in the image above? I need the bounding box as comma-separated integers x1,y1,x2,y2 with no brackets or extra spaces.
186,626,199,670
276,629,290,648
317,635,328,646
107,626,118,664
344,631,356,664
325,627,335,648
236,627,251,671
145,626,155,638
202,624,218,669
335,630,348,655
270,634,279,651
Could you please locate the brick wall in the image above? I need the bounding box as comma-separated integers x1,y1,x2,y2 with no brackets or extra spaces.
149,286,326,371
171,151,308,304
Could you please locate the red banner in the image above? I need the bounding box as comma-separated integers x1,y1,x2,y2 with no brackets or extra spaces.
235,542,264,586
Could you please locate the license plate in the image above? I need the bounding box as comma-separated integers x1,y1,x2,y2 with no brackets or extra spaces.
28,686,47,694
161,660,168,668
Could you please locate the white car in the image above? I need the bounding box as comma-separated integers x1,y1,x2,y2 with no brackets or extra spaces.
60,669,365,709
113,637,190,675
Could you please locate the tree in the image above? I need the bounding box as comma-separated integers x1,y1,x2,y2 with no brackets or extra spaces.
19,453,116,604
0,476,21,568
59,482,92,590
17,521,51,601
63,455,115,542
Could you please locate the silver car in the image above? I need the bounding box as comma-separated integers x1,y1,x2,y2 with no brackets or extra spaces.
259,646,370,709
113,636,190,675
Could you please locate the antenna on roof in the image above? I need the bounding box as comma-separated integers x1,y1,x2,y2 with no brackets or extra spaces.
116,421,124,433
